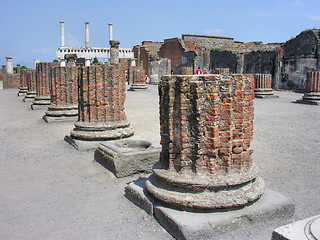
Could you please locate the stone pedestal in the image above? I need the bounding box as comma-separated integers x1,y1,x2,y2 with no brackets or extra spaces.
254,74,278,98
296,71,320,105
23,70,37,102
180,66,193,75
215,68,230,74
32,62,54,110
126,74,294,239
18,69,28,96
65,63,134,151
43,66,79,122
129,65,148,90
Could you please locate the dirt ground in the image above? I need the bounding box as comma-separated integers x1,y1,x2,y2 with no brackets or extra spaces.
0,85,319,240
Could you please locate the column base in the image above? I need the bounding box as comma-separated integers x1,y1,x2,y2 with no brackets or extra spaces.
296,93,320,105
128,84,148,91
17,87,28,96
94,135,161,177
43,105,78,122
254,89,278,98
23,91,37,102
31,96,51,110
125,177,295,240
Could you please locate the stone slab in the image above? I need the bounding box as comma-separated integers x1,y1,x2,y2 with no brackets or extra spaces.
272,215,320,240
255,95,279,99
95,136,161,178
64,135,102,152
30,104,50,110
43,115,78,123
295,99,320,106
126,179,295,240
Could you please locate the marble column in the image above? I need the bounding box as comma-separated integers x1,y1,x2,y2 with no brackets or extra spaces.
5,56,13,74
60,20,65,48
85,22,89,48
108,23,113,42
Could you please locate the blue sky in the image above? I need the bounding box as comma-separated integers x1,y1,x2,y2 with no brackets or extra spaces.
0,0,319,68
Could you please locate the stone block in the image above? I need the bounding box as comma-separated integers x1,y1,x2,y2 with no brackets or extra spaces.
94,136,161,177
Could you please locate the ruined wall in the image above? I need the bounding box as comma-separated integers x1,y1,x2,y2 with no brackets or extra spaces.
282,29,320,91
158,38,186,73
149,58,171,83
2,73,20,89
182,34,238,49
210,50,238,73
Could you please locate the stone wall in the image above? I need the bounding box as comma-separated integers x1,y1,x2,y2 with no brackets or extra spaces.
182,34,239,49
210,50,238,73
282,29,320,91
149,58,171,83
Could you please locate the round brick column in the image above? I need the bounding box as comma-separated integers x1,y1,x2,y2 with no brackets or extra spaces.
253,74,275,97
43,66,79,122
303,72,320,102
23,69,37,102
32,62,54,109
69,64,134,140
146,74,265,210
18,69,28,96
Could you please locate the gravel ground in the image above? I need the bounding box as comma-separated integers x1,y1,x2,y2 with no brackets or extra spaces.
0,85,319,240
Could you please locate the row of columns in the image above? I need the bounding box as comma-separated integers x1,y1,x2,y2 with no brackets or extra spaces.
59,21,113,48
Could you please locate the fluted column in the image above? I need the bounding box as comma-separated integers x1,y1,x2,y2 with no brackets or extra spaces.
215,68,230,74
146,74,265,210
108,23,113,43
60,20,65,47
5,56,13,74
23,69,37,102
254,74,278,98
85,22,89,48
297,71,320,105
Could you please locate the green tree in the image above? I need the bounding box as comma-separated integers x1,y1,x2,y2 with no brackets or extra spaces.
92,57,99,64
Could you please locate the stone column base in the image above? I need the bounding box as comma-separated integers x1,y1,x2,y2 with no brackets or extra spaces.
254,89,279,98
17,87,28,96
65,120,134,151
23,91,37,102
31,96,51,110
126,178,295,240
149,74,159,85
129,84,148,91
295,93,320,105
43,105,78,123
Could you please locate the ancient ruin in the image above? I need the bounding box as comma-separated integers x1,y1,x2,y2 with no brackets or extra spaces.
43,57,79,122
296,71,320,105
215,68,230,74
254,74,279,98
146,74,264,209
23,69,37,102
0,57,20,89
17,65,28,96
31,62,55,110
65,40,134,150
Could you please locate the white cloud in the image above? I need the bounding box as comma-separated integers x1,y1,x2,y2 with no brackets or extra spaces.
30,47,55,54
65,33,82,47
309,15,320,21
204,29,223,35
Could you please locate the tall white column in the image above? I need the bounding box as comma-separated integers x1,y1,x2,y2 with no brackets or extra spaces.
60,20,65,47
108,23,113,43
34,59,40,70
85,22,90,48
5,56,13,74
85,58,91,67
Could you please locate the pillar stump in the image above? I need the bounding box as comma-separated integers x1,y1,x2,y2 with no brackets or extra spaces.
125,75,294,239
17,66,28,96
129,65,148,90
181,66,193,75
23,69,37,102
254,74,278,98
215,68,230,74
43,66,79,122
296,72,320,105
65,64,134,150
146,74,264,210
32,62,54,110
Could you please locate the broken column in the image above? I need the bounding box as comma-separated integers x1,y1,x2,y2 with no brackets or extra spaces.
65,40,134,150
125,74,294,239
296,71,320,105
128,65,147,90
32,62,54,110
146,74,264,210
254,74,278,98
180,66,193,75
17,65,28,96
43,59,79,122
23,69,37,102
5,56,13,74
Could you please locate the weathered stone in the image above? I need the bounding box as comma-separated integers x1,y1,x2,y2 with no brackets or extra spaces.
23,69,37,102
215,68,230,74
94,136,161,177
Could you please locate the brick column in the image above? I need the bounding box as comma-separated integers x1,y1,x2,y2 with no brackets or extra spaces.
23,69,37,102
68,63,134,141
297,71,320,105
145,74,264,210
43,66,79,122
181,66,193,75
32,62,54,109
215,68,230,74
18,67,28,96
254,74,278,98
128,65,147,90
